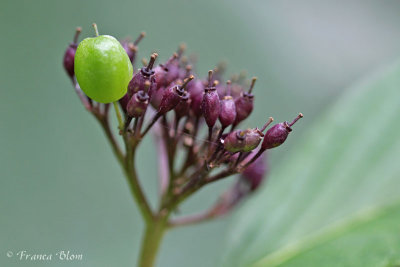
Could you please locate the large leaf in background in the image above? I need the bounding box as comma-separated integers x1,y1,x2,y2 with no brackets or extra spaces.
221,62,400,267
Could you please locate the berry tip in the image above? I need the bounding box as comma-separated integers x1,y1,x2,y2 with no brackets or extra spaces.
248,77,257,94
92,23,99,37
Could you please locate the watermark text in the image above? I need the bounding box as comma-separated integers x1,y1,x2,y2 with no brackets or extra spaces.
6,250,83,261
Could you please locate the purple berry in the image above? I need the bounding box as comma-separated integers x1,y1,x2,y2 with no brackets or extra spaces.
120,32,145,63
242,115,302,170
223,130,246,153
188,79,205,117
119,92,130,113
127,53,157,98
219,81,236,128
175,91,191,119
158,75,194,115
120,40,135,63
216,82,226,99
243,117,274,152
202,70,220,128
234,77,257,126
154,53,179,88
261,113,303,150
150,86,166,110
241,152,268,191
223,117,274,153
127,89,149,118
242,129,263,152
63,27,81,79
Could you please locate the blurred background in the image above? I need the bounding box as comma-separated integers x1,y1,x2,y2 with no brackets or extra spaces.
1,0,400,266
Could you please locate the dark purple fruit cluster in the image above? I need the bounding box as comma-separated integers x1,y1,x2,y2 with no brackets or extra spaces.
63,27,303,218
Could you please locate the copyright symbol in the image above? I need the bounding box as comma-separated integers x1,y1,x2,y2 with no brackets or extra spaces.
6,251,13,257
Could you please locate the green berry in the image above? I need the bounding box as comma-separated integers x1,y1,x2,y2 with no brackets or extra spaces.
74,29,133,103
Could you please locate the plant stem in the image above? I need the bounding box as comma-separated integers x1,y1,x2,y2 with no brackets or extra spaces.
95,103,239,267
72,80,92,111
124,137,154,223
153,126,170,197
98,113,163,265
113,101,124,131
168,210,214,228
138,217,168,267
97,111,153,220
97,116,124,165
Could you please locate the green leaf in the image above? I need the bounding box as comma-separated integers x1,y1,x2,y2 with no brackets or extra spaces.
267,202,400,267
221,62,400,267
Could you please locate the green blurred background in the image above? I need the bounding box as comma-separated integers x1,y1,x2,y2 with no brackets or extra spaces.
1,0,400,266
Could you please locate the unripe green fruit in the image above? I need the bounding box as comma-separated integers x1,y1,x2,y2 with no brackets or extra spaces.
74,35,133,103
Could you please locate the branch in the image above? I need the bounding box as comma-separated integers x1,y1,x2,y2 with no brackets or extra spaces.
97,116,124,165
168,179,244,228
204,169,237,185
178,117,200,176
168,210,216,228
124,137,154,222
73,80,92,111
97,114,153,223
153,124,170,196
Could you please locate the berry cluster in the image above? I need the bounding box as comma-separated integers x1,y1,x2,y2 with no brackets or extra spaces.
63,25,302,265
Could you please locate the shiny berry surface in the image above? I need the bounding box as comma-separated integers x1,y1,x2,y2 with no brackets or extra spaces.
75,35,133,103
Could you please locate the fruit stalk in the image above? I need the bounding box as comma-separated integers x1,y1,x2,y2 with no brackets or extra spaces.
113,101,124,130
